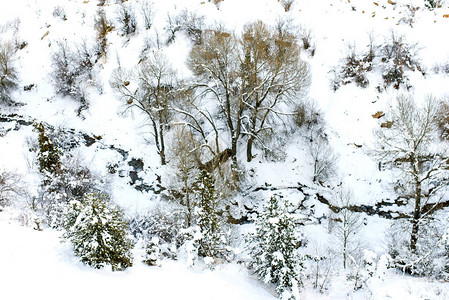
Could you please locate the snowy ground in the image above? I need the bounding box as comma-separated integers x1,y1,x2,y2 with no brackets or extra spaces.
0,214,276,300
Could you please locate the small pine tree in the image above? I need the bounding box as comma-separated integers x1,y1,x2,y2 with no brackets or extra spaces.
35,122,61,175
192,170,224,258
144,236,161,266
248,195,304,299
63,191,133,271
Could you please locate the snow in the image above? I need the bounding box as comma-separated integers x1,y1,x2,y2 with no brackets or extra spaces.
1,0,449,298
0,218,275,300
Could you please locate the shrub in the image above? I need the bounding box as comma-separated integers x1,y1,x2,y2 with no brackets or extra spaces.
387,217,446,278
52,6,67,21
0,41,18,105
34,123,102,228
94,8,113,57
0,171,22,207
116,3,137,36
333,43,374,90
299,26,316,56
165,9,205,45
280,0,294,12
63,191,133,271
139,0,154,30
437,98,449,140
379,33,421,89
425,0,443,9
51,40,99,111
127,203,185,259
293,99,321,129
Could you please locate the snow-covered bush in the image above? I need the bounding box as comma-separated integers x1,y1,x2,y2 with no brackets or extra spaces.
94,8,113,57
379,33,421,90
116,3,137,36
63,191,134,271
307,131,337,184
306,243,338,293
299,26,316,57
164,9,205,45
437,97,449,141
128,204,185,259
144,237,161,266
333,42,374,90
0,170,22,207
52,6,67,21
34,122,61,176
138,0,154,30
0,41,19,105
51,40,99,111
425,0,444,9
293,99,323,133
33,123,102,228
248,195,304,299
280,0,294,12
388,217,447,278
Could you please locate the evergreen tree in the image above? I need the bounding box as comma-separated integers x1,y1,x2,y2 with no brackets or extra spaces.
63,191,133,271
248,195,304,299
144,237,161,266
35,122,61,176
192,170,224,258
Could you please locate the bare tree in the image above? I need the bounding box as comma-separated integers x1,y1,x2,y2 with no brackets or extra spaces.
375,94,449,252
329,187,364,269
167,125,201,226
188,26,241,167
240,20,310,162
111,50,177,165
0,170,23,207
187,20,310,169
307,132,337,184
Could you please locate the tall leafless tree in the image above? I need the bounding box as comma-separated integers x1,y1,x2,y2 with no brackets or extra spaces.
187,20,310,168
111,50,177,165
375,94,449,252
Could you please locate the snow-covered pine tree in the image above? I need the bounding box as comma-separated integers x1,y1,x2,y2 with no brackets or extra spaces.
35,122,61,176
63,191,133,271
192,170,224,258
144,236,161,266
248,195,304,299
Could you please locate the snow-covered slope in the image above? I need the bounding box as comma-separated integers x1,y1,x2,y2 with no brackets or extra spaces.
1,0,449,299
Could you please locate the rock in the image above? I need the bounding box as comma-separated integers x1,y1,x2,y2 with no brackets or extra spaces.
23,84,35,91
381,121,394,128
372,111,385,119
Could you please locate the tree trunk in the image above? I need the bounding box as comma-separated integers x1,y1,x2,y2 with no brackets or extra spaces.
246,136,255,162
159,122,166,165
410,159,421,252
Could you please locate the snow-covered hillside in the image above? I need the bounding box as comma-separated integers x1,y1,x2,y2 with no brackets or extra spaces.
1,0,449,299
